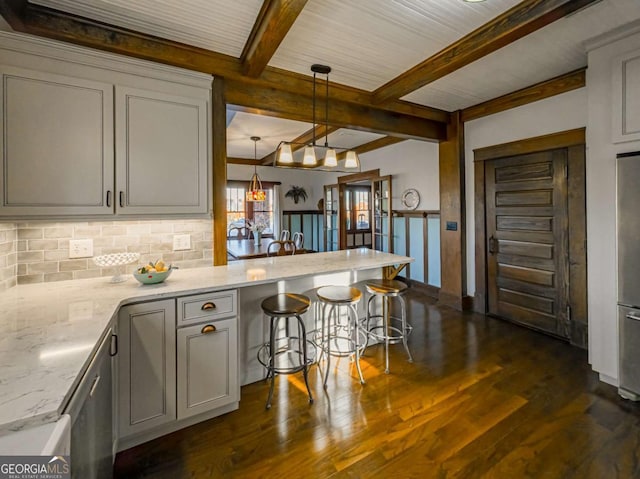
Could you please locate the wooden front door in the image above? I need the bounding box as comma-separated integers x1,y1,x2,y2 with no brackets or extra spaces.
485,150,569,338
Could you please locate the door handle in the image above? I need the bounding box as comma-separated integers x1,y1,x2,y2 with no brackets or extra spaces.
110,334,118,357
488,236,498,255
89,375,101,398
626,313,640,321
106,190,112,207
119,191,125,208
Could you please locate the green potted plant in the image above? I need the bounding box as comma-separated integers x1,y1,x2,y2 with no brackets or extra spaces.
285,185,308,204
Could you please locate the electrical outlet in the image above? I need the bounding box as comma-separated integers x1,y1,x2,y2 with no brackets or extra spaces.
173,234,191,251
69,239,93,259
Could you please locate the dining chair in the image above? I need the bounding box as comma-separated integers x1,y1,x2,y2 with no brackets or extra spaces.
267,240,296,256
228,226,249,239
292,232,304,249
280,230,291,241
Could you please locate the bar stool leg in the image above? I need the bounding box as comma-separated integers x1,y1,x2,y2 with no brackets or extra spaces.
351,303,365,384
400,295,413,363
383,296,390,374
297,315,314,404
266,316,279,409
322,303,334,389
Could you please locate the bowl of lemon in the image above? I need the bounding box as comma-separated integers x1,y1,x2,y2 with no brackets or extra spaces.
133,260,174,285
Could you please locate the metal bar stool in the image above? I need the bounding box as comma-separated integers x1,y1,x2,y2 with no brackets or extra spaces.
364,279,413,374
315,286,365,387
257,293,314,409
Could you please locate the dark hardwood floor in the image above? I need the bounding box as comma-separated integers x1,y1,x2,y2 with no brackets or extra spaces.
114,290,640,478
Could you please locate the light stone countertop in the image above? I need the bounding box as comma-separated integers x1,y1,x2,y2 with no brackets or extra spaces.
0,249,412,436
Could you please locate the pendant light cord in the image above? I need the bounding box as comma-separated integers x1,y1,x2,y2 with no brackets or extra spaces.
312,70,317,147
325,71,329,147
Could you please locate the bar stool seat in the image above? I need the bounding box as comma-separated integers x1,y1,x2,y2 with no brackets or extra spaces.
316,285,366,387
257,293,314,409
364,279,413,374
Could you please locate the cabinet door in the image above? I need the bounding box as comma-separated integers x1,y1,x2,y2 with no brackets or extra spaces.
177,318,239,419
0,67,114,216
115,86,209,215
118,299,176,438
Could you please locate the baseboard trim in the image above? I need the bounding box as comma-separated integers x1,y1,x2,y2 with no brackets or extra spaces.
438,291,474,311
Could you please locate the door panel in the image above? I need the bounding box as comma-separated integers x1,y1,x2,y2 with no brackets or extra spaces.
486,150,569,338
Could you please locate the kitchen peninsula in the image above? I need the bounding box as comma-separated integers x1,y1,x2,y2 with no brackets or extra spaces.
0,249,411,455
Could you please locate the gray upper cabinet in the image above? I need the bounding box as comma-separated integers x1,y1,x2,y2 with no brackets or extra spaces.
115,86,209,215
0,67,114,216
0,32,211,218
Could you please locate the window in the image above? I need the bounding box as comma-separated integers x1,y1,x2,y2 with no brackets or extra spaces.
226,181,277,236
226,185,246,230
345,186,371,231
353,189,370,230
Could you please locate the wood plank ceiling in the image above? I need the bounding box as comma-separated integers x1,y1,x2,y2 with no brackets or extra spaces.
3,0,638,159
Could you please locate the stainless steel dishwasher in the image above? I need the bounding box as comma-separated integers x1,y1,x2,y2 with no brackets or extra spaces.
66,329,115,478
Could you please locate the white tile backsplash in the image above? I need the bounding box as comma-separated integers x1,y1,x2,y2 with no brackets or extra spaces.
3,219,213,286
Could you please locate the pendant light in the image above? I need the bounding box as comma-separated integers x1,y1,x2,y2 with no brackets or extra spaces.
246,136,266,202
273,64,360,171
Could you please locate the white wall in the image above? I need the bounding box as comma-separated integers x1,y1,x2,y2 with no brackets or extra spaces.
227,164,339,211
464,88,587,296
228,139,439,212
586,27,640,383
359,139,440,210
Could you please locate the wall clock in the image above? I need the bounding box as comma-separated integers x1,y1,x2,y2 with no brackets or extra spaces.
401,188,420,210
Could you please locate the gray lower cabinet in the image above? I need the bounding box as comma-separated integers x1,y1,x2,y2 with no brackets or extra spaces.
117,291,239,446
117,299,176,439
177,318,239,419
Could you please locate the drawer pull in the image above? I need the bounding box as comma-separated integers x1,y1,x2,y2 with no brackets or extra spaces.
626,313,640,321
201,302,216,311
201,324,216,334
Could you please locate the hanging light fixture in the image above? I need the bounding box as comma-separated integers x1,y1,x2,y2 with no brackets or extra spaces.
246,136,266,202
274,64,360,172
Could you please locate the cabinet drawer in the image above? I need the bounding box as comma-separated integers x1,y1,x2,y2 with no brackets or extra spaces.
177,290,237,325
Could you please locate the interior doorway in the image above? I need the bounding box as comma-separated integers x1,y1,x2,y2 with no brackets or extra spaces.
474,129,587,348
324,169,392,253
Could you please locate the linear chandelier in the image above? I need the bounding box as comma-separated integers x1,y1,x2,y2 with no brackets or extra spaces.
246,136,266,202
274,64,360,172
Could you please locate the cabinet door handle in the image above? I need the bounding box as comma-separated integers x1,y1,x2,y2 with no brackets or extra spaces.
119,191,125,208
626,313,640,321
89,375,101,398
106,190,112,207
201,302,216,311
201,324,216,334
110,334,118,357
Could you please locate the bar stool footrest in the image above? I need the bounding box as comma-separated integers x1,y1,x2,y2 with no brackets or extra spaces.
257,337,316,374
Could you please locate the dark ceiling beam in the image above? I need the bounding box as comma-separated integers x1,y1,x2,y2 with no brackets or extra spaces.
0,0,449,126
461,67,586,123
240,0,308,78
336,136,406,161
227,157,262,165
226,80,446,141
260,125,339,165
372,0,601,104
